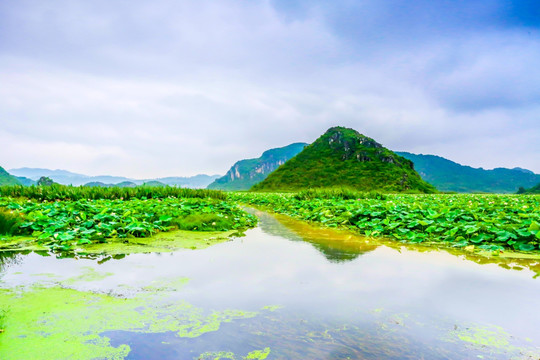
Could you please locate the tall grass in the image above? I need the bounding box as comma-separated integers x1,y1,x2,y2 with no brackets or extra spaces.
293,187,387,200
0,184,226,201
0,309,6,331
0,208,24,235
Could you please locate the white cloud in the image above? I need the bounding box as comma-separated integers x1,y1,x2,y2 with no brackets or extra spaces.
0,0,538,176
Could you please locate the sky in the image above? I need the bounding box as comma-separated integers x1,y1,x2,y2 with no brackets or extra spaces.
1,0,539,178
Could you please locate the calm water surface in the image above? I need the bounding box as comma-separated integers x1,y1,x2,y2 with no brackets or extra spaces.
1,209,539,359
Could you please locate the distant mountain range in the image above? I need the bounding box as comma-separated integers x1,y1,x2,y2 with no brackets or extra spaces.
252,127,436,193
396,152,540,193
8,168,220,188
207,130,538,193
3,141,539,193
207,142,308,191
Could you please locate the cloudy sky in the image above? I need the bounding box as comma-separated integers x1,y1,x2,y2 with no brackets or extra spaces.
1,0,539,178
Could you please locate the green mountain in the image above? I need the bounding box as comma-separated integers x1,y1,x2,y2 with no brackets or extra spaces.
252,127,436,193
115,181,137,188
83,181,137,188
37,176,55,186
0,166,22,186
518,182,540,194
157,175,220,188
83,182,111,187
526,183,540,194
141,181,166,187
207,143,308,191
15,176,35,186
396,152,540,193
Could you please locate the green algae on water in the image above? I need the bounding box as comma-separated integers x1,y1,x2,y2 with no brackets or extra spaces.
245,347,271,359
0,236,47,252
79,229,238,255
0,282,262,360
32,272,61,279
63,266,114,284
444,323,540,359
198,351,236,359
0,229,238,256
197,348,271,360
141,277,190,292
0,286,131,360
448,324,512,350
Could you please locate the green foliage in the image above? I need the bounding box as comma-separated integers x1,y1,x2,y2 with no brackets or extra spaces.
251,127,436,193
0,197,257,250
397,152,540,193
208,142,307,191
233,192,540,252
0,184,227,201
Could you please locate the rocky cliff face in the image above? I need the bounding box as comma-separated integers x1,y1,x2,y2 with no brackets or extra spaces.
227,159,287,181
207,143,307,191
327,129,412,168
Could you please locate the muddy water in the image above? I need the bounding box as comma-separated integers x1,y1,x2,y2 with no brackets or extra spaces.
1,209,539,359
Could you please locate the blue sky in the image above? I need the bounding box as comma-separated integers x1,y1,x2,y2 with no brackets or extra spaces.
1,0,539,177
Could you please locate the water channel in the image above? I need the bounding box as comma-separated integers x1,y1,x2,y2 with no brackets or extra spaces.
1,209,539,359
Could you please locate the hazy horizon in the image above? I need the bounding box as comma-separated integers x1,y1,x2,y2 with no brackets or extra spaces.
2,0,539,177
8,166,221,180
7,143,539,180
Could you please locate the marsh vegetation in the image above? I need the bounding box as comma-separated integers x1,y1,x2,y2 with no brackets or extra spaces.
0,185,539,359
234,191,540,252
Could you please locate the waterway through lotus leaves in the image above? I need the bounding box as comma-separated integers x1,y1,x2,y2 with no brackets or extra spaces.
0,209,539,359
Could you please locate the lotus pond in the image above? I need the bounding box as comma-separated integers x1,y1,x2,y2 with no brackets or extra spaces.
1,205,540,359
233,192,540,252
